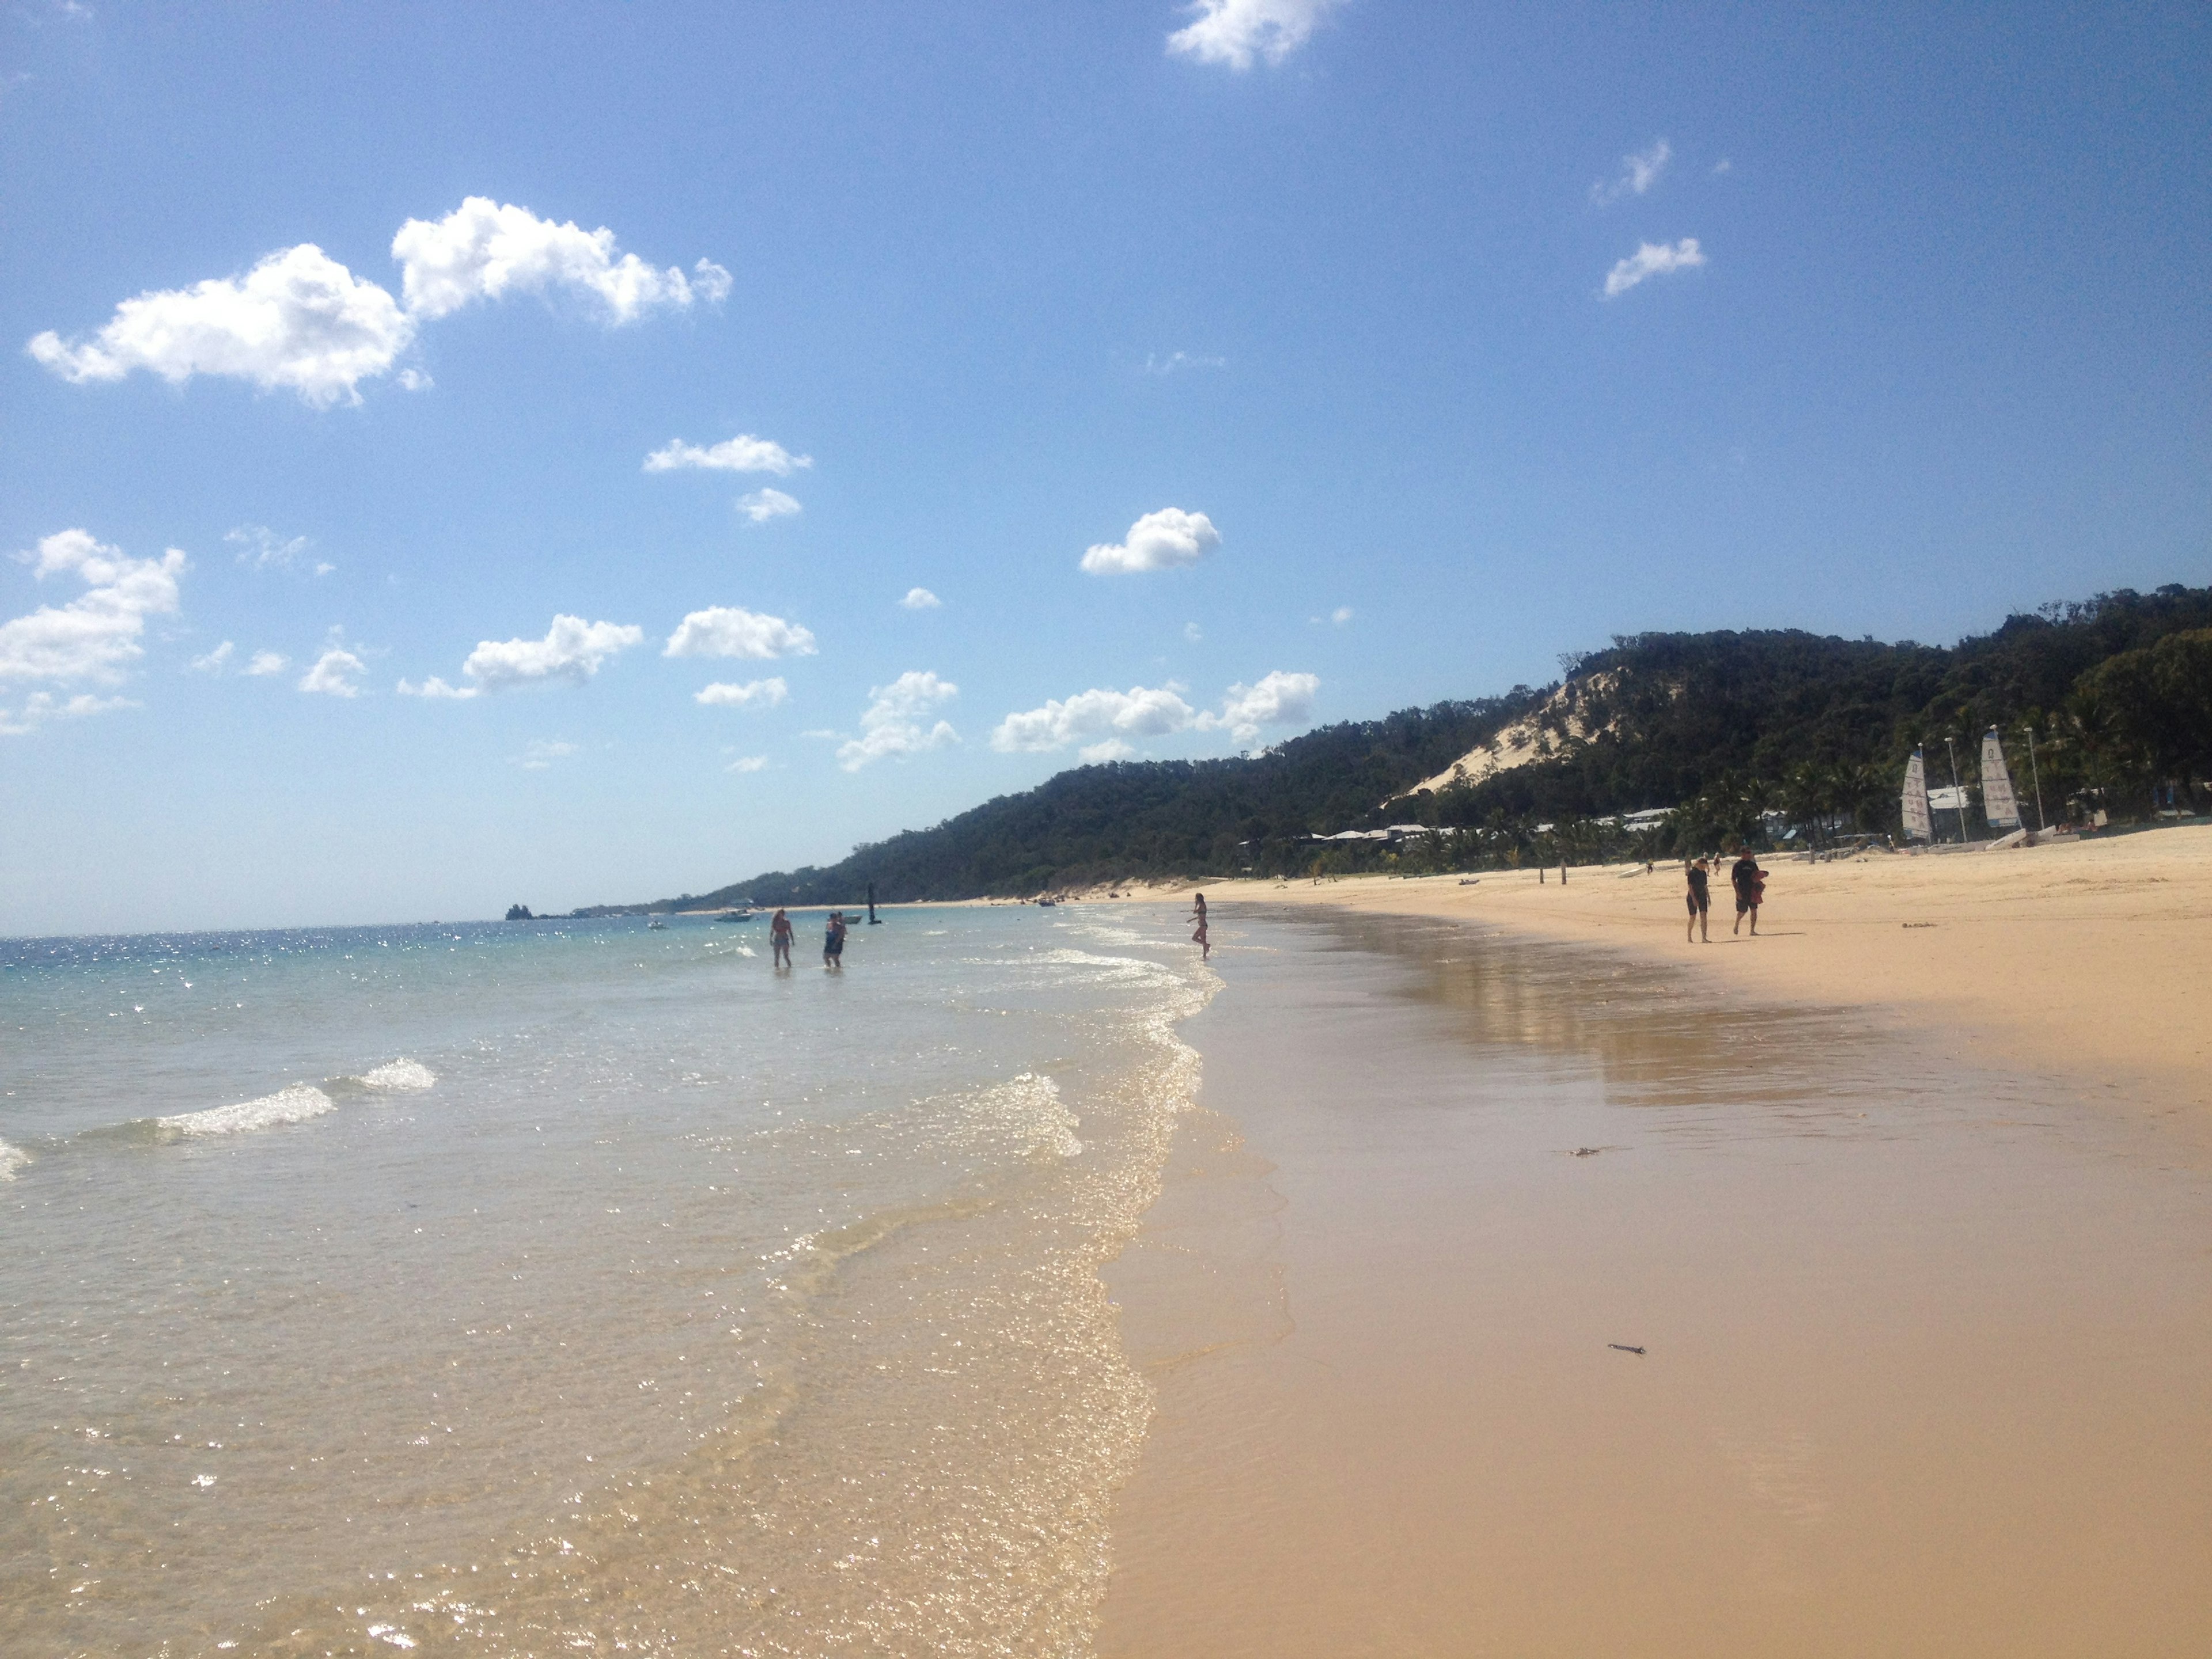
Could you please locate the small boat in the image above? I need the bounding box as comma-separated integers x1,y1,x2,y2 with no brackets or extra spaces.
647,919,668,930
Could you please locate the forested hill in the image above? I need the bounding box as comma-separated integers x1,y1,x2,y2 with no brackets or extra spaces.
599,584,2212,908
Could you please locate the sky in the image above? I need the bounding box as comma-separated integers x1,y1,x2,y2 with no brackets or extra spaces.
3,1,2207,934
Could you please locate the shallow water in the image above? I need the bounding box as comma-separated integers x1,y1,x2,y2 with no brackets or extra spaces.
2,907,1210,1657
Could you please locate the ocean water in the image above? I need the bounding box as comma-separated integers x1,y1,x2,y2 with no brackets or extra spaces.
1,906,1213,1657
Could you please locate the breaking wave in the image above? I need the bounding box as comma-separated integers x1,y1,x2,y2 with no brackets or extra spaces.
0,1138,28,1180
358,1059,436,1091
154,1085,337,1138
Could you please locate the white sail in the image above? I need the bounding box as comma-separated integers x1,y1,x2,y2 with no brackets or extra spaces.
1902,749,1933,841
1980,728,2021,828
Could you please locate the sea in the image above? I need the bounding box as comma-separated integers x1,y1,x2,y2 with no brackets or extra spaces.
1,904,1214,1658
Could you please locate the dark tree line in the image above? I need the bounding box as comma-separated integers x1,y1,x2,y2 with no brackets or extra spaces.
597,585,2212,908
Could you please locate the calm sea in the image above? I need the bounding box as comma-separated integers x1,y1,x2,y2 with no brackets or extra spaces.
1,905,1213,1657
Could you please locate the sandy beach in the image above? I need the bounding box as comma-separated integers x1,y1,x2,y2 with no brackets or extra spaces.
1093,826,2212,1654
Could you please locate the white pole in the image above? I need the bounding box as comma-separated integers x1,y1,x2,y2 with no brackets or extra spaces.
2024,725,2047,832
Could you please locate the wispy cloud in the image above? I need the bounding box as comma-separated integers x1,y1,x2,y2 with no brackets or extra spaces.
517,738,578,770
837,671,958,770
1591,139,1671,206
664,607,816,661
737,487,802,524
190,641,234,673
643,434,810,475
228,524,316,570
725,753,769,775
694,677,789,709
1603,237,1706,299
1143,350,1228,375
1081,507,1221,575
245,649,288,676
401,613,645,698
1167,0,1346,70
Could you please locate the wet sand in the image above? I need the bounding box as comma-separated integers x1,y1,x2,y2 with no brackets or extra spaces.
1097,909,2212,1656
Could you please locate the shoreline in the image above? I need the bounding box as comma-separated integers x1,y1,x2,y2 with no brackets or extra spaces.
1122,821,2212,1121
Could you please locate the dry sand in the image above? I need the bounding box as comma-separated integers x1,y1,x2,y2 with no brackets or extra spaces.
1091,826,2212,1656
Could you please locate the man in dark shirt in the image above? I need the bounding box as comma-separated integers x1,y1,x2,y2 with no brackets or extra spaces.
1684,858,1711,943
1731,850,1764,936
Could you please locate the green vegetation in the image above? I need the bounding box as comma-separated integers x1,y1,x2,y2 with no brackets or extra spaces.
594,585,2212,909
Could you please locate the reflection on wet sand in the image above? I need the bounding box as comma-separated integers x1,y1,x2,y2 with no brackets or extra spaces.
1098,908,2212,1659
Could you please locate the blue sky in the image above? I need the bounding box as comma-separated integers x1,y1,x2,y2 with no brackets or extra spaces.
3,1,2206,933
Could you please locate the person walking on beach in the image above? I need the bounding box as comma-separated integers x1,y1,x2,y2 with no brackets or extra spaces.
1731,849,1764,937
823,910,847,971
1684,858,1711,943
770,907,794,969
1191,891,1210,960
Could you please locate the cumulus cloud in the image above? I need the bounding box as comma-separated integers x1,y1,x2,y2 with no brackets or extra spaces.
694,676,789,709
298,646,365,698
1080,739,1136,764
29,198,724,405
1080,507,1221,575
1,530,185,702
245,649,288,676
190,641,234,673
1167,0,1345,69
402,614,644,698
837,671,958,770
228,524,314,570
991,683,1198,753
392,197,729,324
27,244,415,408
1603,238,1706,298
899,586,942,611
1198,669,1319,741
518,738,578,771
664,606,817,661
643,434,810,475
738,487,802,524
1592,139,1672,206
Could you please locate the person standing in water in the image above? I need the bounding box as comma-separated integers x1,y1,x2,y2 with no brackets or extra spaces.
1684,858,1711,943
769,907,794,968
1191,891,1210,960
823,910,847,971
1731,849,1764,937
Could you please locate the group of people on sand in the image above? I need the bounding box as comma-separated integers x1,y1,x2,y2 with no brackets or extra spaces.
1683,849,1765,943
766,907,849,971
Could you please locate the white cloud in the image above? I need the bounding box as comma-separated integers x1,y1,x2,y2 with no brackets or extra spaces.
1144,350,1228,374
1592,139,1672,206
245,649,288,676
1080,739,1135,764
991,683,1198,753
1713,157,1733,176
738,487,802,524
0,690,136,737
1603,238,1706,298
28,244,416,407
402,615,643,699
391,197,727,324
1184,621,1203,643
1,529,185,691
298,646,365,698
725,754,769,775
518,738,578,771
643,434,810,475
1332,606,1353,624
228,524,317,570
694,676,789,709
1080,507,1221,575
837,671,959,770
1167,0,1345,69
899,586,942,611
665,607,816,661
190,641,234,673
1198,669,1319,741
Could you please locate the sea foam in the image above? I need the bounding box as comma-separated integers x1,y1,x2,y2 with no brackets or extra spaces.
359,1059,437,1091
156,1085,337,1138
0,1138,28,1180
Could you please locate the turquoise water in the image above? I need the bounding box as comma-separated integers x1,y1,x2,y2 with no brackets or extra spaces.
1,906,1213,1656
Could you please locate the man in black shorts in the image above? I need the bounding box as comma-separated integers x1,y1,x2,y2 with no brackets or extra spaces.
1731,850,1763,937
1684,858,1711,943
